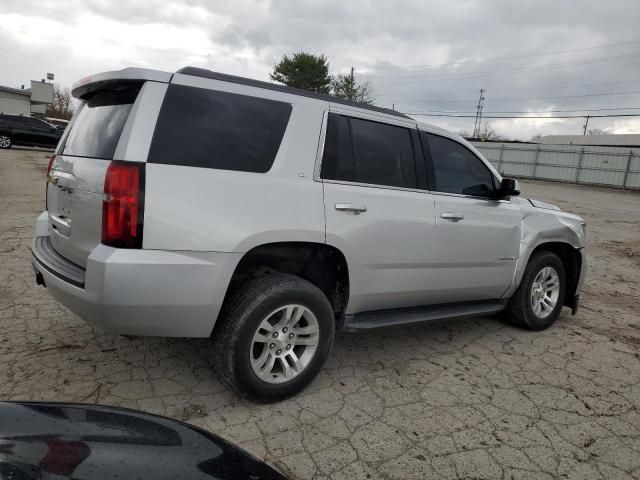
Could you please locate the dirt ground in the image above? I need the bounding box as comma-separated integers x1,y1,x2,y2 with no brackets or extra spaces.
1,147,640,480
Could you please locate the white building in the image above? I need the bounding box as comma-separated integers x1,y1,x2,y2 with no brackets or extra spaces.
0,80,54,116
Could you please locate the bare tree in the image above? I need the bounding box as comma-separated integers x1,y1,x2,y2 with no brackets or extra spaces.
331,72,375,104
587,127,610,135
479,123,502,141
46,85,75,120
456,130,472,139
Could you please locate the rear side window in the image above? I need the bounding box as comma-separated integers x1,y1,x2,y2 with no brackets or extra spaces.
351,118,416,189
321,114,417,189
320,114,355,182
148,85,292,173
63,85,140,159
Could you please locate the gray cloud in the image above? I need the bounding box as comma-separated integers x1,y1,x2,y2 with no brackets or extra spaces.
1,0,639,138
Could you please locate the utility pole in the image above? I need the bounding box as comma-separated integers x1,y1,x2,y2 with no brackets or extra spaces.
473,88,485,138
583,114,590,135
349,67,355,101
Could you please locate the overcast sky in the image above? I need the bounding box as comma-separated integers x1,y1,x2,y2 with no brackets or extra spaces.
1,0,639,139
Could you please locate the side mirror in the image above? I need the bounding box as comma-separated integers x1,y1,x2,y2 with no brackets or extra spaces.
499,178,520,198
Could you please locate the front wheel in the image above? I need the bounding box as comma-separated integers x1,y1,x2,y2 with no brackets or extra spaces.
213,273,335,402
504,250,566,331
0,135,12,149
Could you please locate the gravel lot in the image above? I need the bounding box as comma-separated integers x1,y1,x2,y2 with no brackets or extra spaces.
2,147,640,480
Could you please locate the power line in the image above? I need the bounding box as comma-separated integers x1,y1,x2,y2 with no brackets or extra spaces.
364,39,640,71
366,52,640,85
387,90,640,105
374,80,640,101
403,112,640,119
484,80,640,94
407,107,640,115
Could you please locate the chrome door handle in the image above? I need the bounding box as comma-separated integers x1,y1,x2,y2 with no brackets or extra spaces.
441,212,464,222
335,203,367,214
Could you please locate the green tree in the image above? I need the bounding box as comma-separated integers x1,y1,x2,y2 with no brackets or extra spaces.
331,71,375,104
270,52,332,93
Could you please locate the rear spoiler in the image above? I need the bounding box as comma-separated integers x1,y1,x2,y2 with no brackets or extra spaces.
72,68,172,99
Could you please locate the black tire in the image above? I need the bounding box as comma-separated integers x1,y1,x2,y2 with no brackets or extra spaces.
0,134,12,149
504,250,566,331
213,273,335,402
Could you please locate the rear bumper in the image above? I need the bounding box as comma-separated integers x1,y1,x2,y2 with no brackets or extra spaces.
31,231,241,338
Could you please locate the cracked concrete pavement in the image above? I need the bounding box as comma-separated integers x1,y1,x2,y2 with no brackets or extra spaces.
1,147,640,479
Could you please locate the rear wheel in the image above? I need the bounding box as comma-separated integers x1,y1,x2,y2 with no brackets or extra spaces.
0,135,12,149
213,273,335,402
504,250,566,331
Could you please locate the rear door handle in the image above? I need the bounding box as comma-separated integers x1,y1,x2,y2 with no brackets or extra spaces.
441,212,464,222
335,203,367,214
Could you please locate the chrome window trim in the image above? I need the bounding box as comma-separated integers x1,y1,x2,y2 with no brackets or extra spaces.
428,189,510,202
320,178,431,195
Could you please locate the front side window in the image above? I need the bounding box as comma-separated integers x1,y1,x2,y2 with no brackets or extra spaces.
424,133,495,197
148,85,292,173
321,114,417,189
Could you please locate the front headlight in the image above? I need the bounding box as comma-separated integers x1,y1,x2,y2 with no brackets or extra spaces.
580,221,587,236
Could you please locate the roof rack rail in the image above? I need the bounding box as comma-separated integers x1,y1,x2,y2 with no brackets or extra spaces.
176,67,411,120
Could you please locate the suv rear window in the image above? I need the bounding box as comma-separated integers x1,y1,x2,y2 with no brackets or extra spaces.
148,85,292,173
62,85,140,159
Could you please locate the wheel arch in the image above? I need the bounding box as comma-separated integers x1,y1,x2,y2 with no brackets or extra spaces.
513,241,583,311
221,241,350,322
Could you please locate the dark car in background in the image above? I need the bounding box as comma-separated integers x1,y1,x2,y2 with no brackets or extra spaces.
0,401,288,480
0,114,63,149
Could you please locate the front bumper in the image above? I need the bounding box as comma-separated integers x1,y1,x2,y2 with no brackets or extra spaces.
31,233,241,337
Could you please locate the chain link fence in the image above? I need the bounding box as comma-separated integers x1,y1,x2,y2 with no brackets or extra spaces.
472,142,640,189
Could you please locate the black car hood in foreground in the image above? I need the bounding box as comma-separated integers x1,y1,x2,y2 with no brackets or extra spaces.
0,402,287,480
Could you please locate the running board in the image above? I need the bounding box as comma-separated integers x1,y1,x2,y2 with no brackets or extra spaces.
343,300,507,332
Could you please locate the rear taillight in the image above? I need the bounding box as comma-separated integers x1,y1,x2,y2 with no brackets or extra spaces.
46,154,56,210
102,161,144,248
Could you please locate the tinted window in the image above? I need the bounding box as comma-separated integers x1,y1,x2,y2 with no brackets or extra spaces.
63,85,140,159
0,115,17,126
23,117,50,129
149,85,292,173
320,113,355,182
350,118,416,189
425,133,495,197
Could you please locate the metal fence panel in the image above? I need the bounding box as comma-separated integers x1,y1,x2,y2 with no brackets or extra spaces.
535,165,576,182
626,172,640,188
471,142,638,190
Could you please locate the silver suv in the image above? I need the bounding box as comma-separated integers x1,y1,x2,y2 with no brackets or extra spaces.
32,67,587,401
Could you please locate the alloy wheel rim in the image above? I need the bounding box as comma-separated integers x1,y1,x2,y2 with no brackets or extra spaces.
530,266,560,319
250,304,320,384
0,136,10,148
